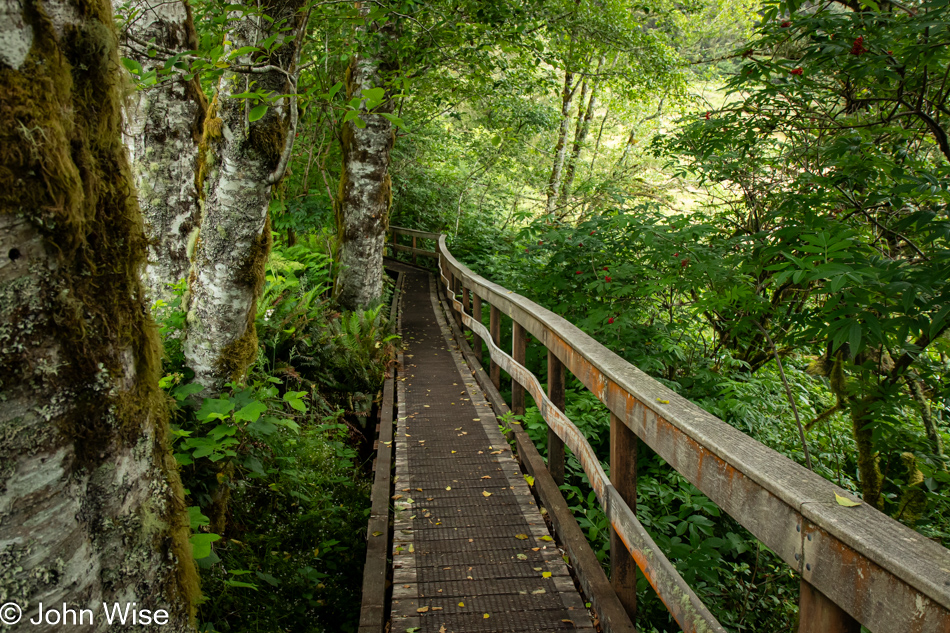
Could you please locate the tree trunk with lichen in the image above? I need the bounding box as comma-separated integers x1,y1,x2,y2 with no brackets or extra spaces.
545,69,576,216
184,0,303,392
560,56,606,205
334,12,396,311
0,2,198,630
119,0,206,303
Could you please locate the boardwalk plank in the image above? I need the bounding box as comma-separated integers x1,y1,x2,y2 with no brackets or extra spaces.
390,270,595,633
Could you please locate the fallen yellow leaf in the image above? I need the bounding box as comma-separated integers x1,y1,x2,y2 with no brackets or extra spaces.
834,492,862,507
515,534,528,540
482,491,492,497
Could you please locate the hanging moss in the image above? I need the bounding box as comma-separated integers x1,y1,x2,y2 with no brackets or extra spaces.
0,0,198,620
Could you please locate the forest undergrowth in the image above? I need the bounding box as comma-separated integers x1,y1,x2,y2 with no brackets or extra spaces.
152,238,398,633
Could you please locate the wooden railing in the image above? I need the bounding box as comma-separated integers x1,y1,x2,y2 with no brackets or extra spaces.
387,226,440,265
388,226,950,633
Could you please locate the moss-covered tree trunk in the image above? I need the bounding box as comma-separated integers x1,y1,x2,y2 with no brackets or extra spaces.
0,1,198,628
120,0,206,302
334,10,396,311
184,1,303,391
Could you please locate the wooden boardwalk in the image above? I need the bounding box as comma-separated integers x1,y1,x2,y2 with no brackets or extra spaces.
390,270,595,633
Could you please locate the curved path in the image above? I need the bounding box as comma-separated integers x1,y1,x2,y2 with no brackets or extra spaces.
389,270,595,633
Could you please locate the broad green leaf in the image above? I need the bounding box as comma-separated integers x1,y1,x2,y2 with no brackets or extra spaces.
249,104,269,122
190,533,221,559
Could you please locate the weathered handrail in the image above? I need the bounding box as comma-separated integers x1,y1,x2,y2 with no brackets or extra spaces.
422,230,950,633
387,227,440,263
391,226,441,240
437,261,725,633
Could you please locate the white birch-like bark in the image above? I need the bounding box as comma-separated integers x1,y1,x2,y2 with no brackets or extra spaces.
184,1,303,391
0,3,197,629
120,0,205,303
560,56,607,204
545,69,576,216
335,11,396,311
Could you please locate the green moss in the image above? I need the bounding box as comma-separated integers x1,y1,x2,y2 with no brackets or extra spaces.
248,113,286,166
849,398,884,510
215,215,271,382
194,98,222,201
0,0,199,619
895,452,927,526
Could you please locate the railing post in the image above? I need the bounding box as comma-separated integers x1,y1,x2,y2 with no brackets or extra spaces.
546,350,565,485
512,323,526,417
489,305,501,390
473,295,483,366
610,412,638,621
462,286,471,336
798,580,859,633
412,236,418,265
392,230,398,260
452,277,463,330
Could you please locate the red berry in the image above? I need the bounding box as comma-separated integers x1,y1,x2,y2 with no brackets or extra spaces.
781,20,791,27
673,252,678,257
850,36,867,56
705,111,710,120
790,67,803,76
605,276,611,282
608,317,614,324
681,259,690,267
579,243,584,247
538,241,543,245
590,230,595,235
603,266,609,271
576,270,582,275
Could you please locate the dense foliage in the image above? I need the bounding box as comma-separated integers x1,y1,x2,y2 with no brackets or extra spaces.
153,242,397,632
119,0,950,629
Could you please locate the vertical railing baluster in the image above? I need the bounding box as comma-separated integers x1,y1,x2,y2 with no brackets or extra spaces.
473,295,483,366
610,412,638,621
512,323,526,417
452,276,463,330
798,579,859,633
547,351,565,485
490,305,501,390
462,286,471,338
412,236,417,266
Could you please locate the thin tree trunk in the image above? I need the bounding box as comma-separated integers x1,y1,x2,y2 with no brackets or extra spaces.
850,397,885,509
545,69,577,216
561,56,606,204
0,4,198,628
185,0,305,390
589,108,609,175
907,375,945,462
334,8,397,311
121,0,207,302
